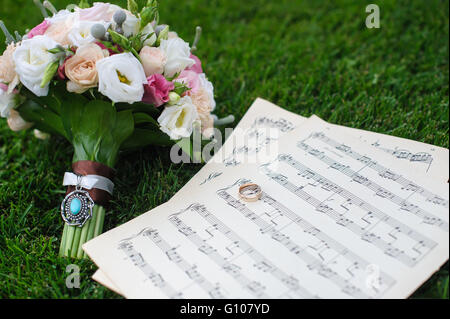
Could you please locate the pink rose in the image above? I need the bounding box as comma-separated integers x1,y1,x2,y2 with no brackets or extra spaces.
175,70,201,94
142,74,174,107
185,54,203,74
27,20,51,39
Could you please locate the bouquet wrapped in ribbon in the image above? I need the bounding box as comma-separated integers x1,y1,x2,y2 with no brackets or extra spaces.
0,0,232,258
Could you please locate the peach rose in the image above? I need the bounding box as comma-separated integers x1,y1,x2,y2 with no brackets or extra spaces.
7,109,33,131
44,15,76,46
190,87,214,137
0,43,18,84
139,46,167,77
65,43,108,93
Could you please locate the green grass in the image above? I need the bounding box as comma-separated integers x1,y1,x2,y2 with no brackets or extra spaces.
0,0,448,299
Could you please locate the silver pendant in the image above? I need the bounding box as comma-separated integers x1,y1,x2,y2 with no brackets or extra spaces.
61,189,94,227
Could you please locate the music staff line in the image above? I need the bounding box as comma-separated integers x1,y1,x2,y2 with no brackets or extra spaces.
371,141,433,172
223,116,295,167
261,161,437,267
140,228,224,298
308,132,448,208
251,116,296,133
118,240,179,298
168,212,271,298
169,204,315,299
296,140,449,232
217,186,395,298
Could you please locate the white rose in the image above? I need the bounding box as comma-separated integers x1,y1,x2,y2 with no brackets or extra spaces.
157,96,198,140
96,52,147,104
0,86,17,118
13,35,59,96
141,23,157,47
160,38,195,78
69,20,109,47
198,73,216,111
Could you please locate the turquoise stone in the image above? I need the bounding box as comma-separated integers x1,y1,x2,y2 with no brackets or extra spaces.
70,198,82,215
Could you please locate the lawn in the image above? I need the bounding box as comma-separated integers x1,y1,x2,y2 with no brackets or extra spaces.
0,0,448,299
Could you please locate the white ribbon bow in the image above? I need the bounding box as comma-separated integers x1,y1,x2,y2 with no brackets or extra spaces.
63,172,114,195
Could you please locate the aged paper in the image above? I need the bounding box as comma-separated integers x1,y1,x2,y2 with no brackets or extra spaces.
92,269,123,296
345,124,448,184
92,98,307,295
178,99,448,200
84,116,448,299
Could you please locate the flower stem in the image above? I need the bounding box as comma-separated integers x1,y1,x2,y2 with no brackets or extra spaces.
70,227,82,258
94,206,106,237
76,218,91,258
59,224,68,256
63,225,75,257
59,204,106,259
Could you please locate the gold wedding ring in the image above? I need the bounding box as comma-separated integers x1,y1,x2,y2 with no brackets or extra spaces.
238,183,262,202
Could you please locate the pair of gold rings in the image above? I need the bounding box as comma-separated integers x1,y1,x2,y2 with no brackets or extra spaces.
238,183,262,202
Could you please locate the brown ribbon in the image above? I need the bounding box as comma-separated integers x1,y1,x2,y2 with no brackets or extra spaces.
65,160,115,206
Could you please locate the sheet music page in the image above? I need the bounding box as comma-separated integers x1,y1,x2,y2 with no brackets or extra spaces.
176,98,307,191
92,269,123,296
178,100,447,200
334,121,449,184
213,97,307,168
83,116,448,299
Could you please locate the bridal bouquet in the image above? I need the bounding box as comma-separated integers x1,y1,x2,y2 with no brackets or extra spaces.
0,0,230,258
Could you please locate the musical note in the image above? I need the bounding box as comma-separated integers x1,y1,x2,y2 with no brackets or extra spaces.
218,188,395,298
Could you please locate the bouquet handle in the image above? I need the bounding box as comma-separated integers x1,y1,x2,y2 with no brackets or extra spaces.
60,205,106,258
59,160,115,258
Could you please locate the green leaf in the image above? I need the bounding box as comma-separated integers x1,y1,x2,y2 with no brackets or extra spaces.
20,86,61,115
133,112,159,126
115,102,161,116
109,30,130,50
48,47,65,54
122,127,173,150
98,40,121,54
130,47,141,62
140,6,157,29
155,25,169,46
61,99,134,167
127,0,139,15
173,81,190,96
17,99,66,138
57,92,89,142
40,61,59,88
78,0,91,9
